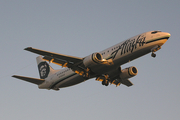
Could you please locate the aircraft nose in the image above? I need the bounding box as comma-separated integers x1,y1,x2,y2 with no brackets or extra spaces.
165,32,171,39
166,32,171,38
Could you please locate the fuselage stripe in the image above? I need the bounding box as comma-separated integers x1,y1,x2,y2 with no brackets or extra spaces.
146,37,169,44
50,73,76,89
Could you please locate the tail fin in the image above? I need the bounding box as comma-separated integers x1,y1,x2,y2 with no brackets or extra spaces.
36,56,55,79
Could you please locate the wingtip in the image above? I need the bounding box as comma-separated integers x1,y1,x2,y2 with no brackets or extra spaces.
12,75,18,78
24,47,32,50
12,75,18,79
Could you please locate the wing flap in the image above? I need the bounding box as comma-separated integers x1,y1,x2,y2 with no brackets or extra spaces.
111,79,121,86
12,75,45,85
106,79,133,87
43,56,68,67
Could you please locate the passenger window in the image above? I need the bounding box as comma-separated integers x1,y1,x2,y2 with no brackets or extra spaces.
151,31,161,34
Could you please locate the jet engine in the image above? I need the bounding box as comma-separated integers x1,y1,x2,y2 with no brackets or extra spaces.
119,66,138,80
83,52,103,67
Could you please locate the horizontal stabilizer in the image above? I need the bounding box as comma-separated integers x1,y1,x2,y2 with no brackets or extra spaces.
121,79,133,87
12,75,45,85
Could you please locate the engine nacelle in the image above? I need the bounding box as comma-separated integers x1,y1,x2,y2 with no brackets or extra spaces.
83,52,103,67
119,66,138,80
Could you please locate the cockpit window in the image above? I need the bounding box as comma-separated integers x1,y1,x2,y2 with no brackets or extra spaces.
151,31,161,34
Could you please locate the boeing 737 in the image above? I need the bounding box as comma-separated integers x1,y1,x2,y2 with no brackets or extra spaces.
12,31,171,90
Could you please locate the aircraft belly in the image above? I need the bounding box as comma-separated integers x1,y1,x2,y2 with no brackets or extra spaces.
92,46,152,75
56,74,85,88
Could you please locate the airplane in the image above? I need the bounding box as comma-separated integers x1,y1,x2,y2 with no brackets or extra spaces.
12,30,171,91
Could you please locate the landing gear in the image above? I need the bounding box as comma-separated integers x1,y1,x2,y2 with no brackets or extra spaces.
151,45,161,58
80,68,90,79
96,74,110,86
102,80,109,86
151,52,156,58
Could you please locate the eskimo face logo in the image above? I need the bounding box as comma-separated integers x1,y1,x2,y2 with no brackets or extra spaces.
38,62,50,79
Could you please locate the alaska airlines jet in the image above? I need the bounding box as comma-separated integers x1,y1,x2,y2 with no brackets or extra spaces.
12,31,171,90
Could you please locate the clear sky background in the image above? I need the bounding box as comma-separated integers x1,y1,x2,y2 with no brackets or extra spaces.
0,1,180,120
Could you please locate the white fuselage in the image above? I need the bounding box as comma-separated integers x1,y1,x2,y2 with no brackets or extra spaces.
39,31,170,90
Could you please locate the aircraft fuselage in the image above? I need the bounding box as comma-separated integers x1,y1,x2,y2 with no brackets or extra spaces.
39,31,170,90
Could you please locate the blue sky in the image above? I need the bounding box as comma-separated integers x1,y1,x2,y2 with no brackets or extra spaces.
1,1,180,120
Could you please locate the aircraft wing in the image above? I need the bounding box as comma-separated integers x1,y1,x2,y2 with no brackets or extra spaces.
25,47,83,63
121,79,133,87
12,75,45,85
24,47,85,74
110,79,133,87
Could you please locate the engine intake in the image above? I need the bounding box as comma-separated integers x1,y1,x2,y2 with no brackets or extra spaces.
119,66,138,80
83,52,103,67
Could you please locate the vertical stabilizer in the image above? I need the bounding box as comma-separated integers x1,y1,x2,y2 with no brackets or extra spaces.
36,56,55,79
